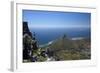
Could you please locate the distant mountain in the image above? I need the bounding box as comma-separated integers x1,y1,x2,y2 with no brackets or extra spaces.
47,34,74,51
41,34,90,51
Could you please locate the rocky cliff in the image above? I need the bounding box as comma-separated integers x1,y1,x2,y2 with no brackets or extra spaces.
23,22,38,61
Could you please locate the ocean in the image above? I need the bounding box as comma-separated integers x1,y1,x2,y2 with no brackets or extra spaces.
29,28,90,45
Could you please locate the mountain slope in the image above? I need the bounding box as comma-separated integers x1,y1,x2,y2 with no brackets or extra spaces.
48,34,74,51
42,35,91,61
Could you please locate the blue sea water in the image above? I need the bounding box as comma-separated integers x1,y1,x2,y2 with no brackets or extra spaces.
30,28,90,45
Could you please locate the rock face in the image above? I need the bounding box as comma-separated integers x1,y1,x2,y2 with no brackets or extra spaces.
23,22,32,37
23,22,38,61
23,22,49,62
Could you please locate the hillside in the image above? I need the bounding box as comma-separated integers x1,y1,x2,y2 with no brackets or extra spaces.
42,35,91,61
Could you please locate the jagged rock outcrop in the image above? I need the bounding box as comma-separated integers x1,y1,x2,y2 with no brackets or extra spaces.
23,22,32,37
23,22,38,61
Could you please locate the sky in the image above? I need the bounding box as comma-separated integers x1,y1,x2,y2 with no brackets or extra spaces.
23,10,91,29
